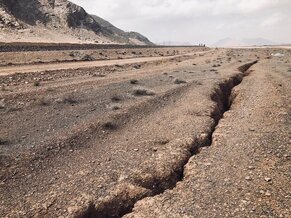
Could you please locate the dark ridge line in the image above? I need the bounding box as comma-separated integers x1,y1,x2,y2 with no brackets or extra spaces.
75,61,258,218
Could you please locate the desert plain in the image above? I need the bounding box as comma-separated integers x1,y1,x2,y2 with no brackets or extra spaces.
0,43,290,217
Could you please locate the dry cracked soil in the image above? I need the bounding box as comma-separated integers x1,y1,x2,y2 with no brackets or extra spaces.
0,45,290,218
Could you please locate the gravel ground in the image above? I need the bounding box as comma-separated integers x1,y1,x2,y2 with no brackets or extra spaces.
0,47,290,217
125,55,291,218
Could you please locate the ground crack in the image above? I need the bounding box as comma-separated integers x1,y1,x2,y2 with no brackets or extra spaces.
76,61,258,218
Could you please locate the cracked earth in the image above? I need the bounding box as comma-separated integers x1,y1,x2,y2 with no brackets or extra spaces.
0,46,290,217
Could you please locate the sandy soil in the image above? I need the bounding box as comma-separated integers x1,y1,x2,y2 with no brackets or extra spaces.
0,46,290,217
0,50,208,75
0,46,202,67
125,58,291,218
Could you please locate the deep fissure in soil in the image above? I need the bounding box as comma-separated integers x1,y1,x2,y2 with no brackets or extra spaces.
77,61,258,218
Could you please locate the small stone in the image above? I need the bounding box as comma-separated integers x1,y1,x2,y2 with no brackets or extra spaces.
265,190,271,196
248,166,255,170
133,148,139,151
0,99,5,109
245,176,252,181
264,177,272,182
241,200,247,204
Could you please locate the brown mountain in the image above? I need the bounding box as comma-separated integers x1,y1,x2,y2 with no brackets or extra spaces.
0,0,153,45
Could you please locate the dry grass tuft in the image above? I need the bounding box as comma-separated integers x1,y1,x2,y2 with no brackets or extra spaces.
62,94,78,104
37,97,50,106
111,95,122,102
103,122,117,130
0,137,8,145
82,54,95,61
174,78,187,84
133,87,155,96
130,79,139,84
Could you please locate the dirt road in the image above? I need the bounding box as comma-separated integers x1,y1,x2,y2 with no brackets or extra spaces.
0,47,290,217
0,51,207,75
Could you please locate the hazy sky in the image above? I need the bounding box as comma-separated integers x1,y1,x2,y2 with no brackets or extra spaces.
71,0,291,44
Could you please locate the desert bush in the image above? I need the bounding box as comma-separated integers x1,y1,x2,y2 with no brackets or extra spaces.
133,64,141,69
111,95,122,102
37,97,50,106
130,79,139,84
174,78,187,84
133,87,155,96
154,138,170,145
62,94,78,104
103,122,117,130
82,54,95,61
92,74,106,77
0,137,7,145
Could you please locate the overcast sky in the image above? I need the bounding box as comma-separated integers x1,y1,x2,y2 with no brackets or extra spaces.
71,0,291,45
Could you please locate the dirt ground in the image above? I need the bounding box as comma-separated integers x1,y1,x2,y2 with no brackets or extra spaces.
0,46,290,217
0,46,202,67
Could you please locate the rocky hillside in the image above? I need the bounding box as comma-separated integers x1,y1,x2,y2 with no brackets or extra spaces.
0,0,153,45
91,15,154,45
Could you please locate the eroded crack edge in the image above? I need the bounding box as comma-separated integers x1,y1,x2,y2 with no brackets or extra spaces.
75,61,258,218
